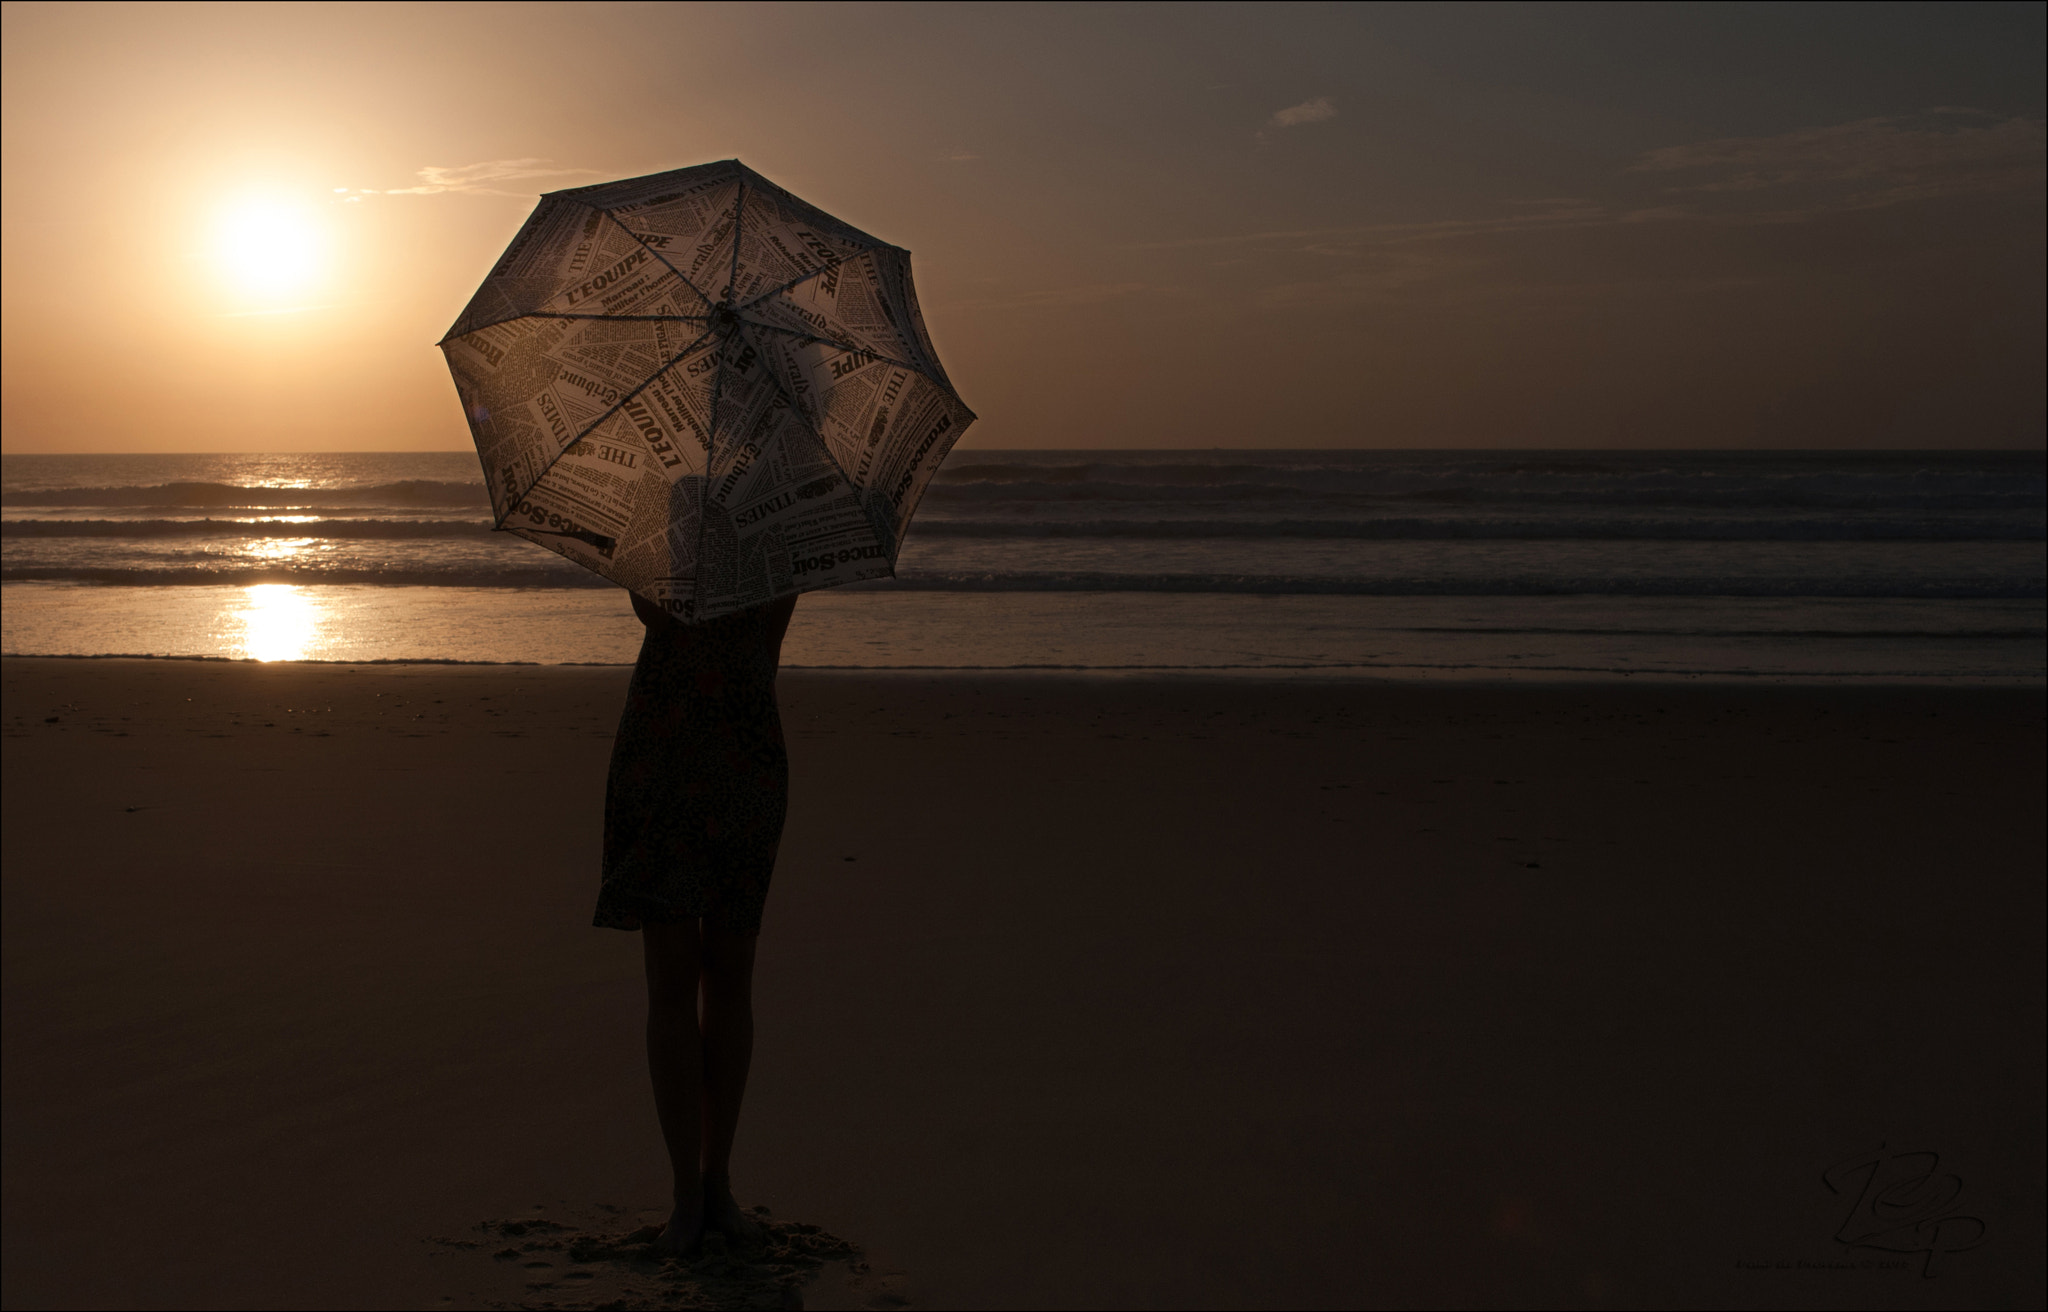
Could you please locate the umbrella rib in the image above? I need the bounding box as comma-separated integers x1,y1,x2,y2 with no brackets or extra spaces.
492,325,717,530
440,205,715,342
591,206,715,311
439,312,531,343
739,323,862,509
734,318,937,384
724,179,746,303
443,311,703,340
693,180,751,615
736,260,851,313
520,313,709,323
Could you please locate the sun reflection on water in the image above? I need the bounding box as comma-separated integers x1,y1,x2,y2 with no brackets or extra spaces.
246,537,317,562
236,584,319,661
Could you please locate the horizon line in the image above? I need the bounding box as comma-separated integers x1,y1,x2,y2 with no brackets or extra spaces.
4,444,2047,456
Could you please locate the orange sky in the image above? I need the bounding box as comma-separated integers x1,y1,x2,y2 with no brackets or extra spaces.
2,1,2042,452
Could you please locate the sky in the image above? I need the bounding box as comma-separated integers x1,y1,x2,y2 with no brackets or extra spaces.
2,0,2042,453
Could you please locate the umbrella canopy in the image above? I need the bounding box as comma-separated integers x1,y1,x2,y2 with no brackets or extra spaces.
439,160,974,620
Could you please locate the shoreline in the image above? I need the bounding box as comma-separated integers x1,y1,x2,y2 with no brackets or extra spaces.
6,585,2041,682
3,650,2043,686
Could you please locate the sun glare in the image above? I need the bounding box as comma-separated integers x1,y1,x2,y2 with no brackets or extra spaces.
212,196,328,300
235,584,319,661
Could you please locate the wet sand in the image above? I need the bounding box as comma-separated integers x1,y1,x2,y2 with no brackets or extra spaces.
3,657,2042,1309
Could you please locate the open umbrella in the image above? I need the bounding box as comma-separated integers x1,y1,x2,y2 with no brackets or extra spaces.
438,160,974,620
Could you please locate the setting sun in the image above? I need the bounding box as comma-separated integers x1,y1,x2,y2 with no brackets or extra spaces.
211,196,328,301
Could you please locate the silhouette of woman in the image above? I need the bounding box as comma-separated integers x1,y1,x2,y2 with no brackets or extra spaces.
594,590,798,1254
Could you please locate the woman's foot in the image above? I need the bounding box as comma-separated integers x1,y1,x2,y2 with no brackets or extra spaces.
656,1196,706,1258
704,1176,767,1245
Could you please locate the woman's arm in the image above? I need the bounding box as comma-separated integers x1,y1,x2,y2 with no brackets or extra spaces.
629,591,671,629
628,589,795,663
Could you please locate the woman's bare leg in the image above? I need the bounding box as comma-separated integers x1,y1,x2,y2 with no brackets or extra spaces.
699,922,762,1237
643,920,705,1253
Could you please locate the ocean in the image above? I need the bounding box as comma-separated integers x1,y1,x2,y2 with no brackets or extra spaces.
3,449,2042,681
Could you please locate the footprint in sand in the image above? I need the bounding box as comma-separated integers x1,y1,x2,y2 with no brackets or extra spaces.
428,1203,911,1310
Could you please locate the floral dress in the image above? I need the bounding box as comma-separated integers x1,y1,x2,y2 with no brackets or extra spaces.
594,602,788,935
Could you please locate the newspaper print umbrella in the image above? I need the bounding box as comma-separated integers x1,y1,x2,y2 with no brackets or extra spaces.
438,160,975,620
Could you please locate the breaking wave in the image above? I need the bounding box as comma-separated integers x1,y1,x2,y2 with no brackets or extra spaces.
4,514,2039,542
907,515,2044,541
0,480,488,509
926,455,2048,514
2,518,495,539
6,564,2039,599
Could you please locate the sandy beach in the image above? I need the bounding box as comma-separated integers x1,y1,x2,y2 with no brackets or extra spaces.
3,657,2042,1310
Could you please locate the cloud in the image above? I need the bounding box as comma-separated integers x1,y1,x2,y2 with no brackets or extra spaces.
1126,205,1609,254
1115,110,2042,315
1628,112,2045,209
1152,110,2041,263
371,159,603,197
1268,97,1336,129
